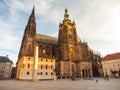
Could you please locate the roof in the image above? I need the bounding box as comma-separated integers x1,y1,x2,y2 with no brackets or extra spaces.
102,52,120,61
0,56,13,63
36,33,58,41
39,50,54,59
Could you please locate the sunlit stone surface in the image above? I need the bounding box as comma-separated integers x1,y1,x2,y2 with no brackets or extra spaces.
0,78,120,90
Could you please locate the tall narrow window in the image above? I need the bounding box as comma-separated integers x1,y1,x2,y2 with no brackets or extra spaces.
28,64,30,69
70,47,73,57
41,65,43,69
28,44,32,52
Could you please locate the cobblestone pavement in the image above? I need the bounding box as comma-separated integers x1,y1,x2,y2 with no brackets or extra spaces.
0,78,120,90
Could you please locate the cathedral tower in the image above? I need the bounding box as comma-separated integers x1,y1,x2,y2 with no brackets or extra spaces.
58,8,78,60
58,8,79,76
18,6,36,59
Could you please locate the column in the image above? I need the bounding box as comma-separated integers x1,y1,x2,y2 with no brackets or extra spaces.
32,44,39,81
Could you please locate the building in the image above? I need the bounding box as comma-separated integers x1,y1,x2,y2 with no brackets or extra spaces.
16,52,55,80
16,7,102,80
0,56,13,79
102,52,120,78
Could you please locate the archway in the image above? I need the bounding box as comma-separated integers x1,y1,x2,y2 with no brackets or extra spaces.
82,69,85,78
72,64,75,75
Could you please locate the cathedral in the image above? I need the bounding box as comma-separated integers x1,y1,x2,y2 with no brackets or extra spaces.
16,7,102,80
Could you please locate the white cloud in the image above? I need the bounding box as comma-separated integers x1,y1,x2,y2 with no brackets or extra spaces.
73,0,120,56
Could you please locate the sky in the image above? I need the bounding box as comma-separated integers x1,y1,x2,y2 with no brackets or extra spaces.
0,0,120,66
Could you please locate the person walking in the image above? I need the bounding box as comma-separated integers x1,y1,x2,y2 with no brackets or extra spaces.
96,79,98,83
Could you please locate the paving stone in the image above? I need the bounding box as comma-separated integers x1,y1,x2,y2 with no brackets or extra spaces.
0,78,120,90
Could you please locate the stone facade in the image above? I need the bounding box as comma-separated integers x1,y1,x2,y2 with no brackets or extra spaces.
56,8,94,78
0,56,13,79
17,7,102,80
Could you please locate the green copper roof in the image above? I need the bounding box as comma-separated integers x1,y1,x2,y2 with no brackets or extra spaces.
64,8,70,21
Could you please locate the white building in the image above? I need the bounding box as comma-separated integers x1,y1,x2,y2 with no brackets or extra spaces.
102,52,120,78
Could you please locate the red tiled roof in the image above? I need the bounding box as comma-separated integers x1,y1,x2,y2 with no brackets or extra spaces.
38,50,54,59
102,52,120,61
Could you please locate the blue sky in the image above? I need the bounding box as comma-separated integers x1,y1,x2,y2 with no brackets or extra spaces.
0,0,120,66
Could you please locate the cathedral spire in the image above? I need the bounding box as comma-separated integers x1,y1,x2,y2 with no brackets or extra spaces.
64,7,70,22
31,6,35,17
28,6,36,23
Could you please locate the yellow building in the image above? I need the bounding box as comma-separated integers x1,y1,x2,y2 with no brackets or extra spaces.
16,45,56,80
102,52,120,78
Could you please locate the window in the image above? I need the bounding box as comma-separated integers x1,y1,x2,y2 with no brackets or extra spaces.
40,72,43,75
46,59,48,62
37,72,39,75
28,64,30,68
28,58,30,60
51,60,53,62
27,71,30,75
28,44,31,52
41,65,43,69
46,72,48,75
51,72,53,75
70,47,73,57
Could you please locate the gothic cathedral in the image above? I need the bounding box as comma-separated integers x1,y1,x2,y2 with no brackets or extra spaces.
16,7,102,80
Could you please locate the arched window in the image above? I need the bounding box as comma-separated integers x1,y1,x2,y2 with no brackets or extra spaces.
70,47,73,57
28,44,31,52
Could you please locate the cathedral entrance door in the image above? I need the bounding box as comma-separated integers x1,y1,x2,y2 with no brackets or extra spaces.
82,69,85,78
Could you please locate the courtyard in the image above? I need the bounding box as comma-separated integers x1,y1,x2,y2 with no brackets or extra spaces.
0,78,120,90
